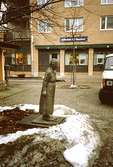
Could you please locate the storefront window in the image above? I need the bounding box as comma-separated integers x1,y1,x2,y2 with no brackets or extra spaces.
79,53,88,65
27,54,31,65
96,54,105,64
11,53,15,64
80,59,85,64
65,52,79,65
51,53,57,59
65,53,70,65
49,53,59,62
16,53,27,64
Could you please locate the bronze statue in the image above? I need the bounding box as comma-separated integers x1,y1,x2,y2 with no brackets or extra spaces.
39,59,57,121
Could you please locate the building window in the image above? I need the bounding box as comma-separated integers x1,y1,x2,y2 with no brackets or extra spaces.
64,0,84,7
37,0,51,8
51,53,57,59
11,53,16,64
65,53,71,65
37,0,48,5
96,54,105,65
16,53,27,64
49,53,59,61
94,54,105,65
79,53,87,65
65,52,79,65
65,18,83,32
101,0,113,4
100,16,113,30
38,20,52,33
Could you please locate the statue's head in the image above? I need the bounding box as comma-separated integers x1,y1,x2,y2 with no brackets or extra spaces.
49,59,57,70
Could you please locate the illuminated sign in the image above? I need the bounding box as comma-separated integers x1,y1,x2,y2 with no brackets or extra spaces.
60,36,88,42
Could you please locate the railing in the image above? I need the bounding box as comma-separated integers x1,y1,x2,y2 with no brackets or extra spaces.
0,31,5,41
39,64,60,72
65,65,88,72
10,64,31,72
4,30,30,41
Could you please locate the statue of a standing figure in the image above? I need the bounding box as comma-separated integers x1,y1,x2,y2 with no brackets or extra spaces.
39,59,57,121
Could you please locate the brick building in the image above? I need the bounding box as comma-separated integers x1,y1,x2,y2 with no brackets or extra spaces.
0,42,18,82
5,0,113,77
30,0,113,77
4,0,31,78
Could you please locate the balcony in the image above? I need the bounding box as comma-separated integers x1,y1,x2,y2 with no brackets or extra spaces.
4,30,31,42
0,31,5,42
10,64,31,72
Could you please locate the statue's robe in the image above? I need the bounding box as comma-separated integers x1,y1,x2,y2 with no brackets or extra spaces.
39,67,56,118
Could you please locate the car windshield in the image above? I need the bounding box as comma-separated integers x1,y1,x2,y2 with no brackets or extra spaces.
105,56,113,70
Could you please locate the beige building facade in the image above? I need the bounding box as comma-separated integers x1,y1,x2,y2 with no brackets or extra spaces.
31,0,113,77
4,0,31,78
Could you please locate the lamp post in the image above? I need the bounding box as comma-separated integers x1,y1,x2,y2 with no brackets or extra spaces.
70,35,77,88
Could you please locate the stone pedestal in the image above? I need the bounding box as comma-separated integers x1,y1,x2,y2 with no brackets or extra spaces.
18,114,65,128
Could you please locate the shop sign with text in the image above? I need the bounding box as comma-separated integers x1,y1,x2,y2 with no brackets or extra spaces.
60,36,88,42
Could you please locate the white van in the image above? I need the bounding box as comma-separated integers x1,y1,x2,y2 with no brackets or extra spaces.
99,54,113,104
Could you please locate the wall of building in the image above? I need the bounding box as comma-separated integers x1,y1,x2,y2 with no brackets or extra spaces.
32,0,113,46
31,0,113,76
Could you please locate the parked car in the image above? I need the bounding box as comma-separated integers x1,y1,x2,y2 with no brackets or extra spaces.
99,54,113,104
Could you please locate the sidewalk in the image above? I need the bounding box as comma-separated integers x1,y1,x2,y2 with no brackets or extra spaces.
0,72,102,104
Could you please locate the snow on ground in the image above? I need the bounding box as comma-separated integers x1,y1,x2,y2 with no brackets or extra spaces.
0,104,100,167
0,106,15,112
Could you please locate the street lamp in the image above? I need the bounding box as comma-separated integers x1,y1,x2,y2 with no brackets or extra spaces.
70,38,77,88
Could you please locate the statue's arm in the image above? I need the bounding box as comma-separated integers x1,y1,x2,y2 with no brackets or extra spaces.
56,79,65,82
56,76,65,82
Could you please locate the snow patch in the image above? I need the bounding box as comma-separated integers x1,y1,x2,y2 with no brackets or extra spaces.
0,104,100,167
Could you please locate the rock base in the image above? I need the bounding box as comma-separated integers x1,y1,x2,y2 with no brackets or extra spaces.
18,114,65,128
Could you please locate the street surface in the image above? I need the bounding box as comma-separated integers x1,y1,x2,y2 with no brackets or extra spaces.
0,72,113,141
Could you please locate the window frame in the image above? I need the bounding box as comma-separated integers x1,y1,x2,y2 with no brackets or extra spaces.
49,53,59,62
101,0,113,5
96,54,105,65
65,53,71,65
100,16,113,30
37,0,51,8
38,20,52,33
65,17,84,32
79,53,88,65
37,0,47,5
64,0,84,8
